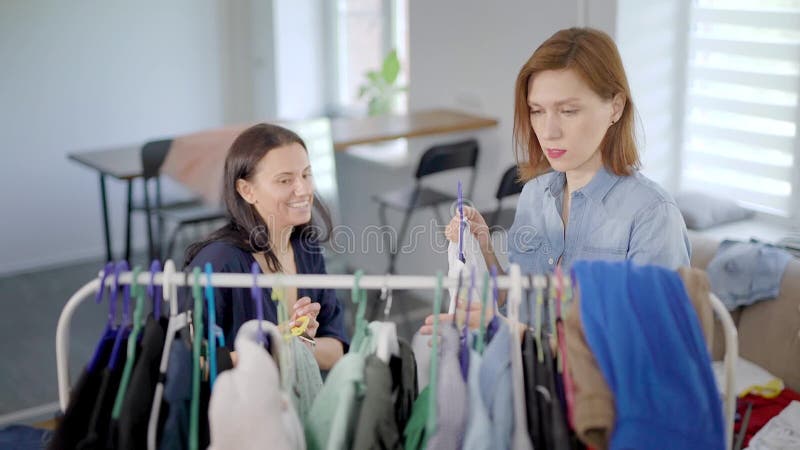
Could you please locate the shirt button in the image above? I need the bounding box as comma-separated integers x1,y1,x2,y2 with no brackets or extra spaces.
548,258,554,265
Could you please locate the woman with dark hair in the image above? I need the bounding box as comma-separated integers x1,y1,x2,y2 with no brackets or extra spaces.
184,123,347,369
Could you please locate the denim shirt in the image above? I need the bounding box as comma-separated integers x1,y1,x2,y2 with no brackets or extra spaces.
508,166,690,274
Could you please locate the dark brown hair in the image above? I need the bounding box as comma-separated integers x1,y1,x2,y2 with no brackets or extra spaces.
513,27,640,181
184,123,332,270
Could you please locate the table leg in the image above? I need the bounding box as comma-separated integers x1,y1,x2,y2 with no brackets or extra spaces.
124,180,133,262
99,174,113,262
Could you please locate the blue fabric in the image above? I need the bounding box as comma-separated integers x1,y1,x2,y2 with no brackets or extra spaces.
0,425,52,450
478,322,513,450
427,327,468,450
508,167,690,273
706,239,792,309
463,348,492,450
573,259,724,450
185,238,350,351
159,340,192,450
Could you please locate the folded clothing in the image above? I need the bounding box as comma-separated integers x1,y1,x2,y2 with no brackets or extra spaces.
707,239,793,309
735,388,800,448
746,400,800,450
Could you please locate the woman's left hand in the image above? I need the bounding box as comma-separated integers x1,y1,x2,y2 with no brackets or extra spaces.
292,296,321,339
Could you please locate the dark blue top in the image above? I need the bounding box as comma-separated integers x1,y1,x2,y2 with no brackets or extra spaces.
184,239,350,352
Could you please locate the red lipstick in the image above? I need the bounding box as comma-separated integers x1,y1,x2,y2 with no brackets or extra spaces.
546,148,567,159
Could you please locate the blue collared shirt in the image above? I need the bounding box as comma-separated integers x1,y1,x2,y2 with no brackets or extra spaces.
508,166,690,273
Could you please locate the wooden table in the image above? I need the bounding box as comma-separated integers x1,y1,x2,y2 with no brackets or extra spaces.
68,108,498,262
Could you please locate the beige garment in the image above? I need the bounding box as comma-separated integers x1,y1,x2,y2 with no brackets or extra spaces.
160,123,252,205
565,266,714,450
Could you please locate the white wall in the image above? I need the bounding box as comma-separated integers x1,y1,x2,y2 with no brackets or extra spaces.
407,0,617,208
0,1,229,274
332,0,620,276
273,0,328,120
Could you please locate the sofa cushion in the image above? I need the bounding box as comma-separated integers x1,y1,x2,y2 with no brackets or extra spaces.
676,191,754,230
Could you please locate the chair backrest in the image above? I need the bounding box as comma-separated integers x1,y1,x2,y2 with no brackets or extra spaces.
415,139,479,179
141,139,173,180
496,165,524,200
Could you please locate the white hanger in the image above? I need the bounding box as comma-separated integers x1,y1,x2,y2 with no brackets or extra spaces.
372,322,400,363
147,259,190,450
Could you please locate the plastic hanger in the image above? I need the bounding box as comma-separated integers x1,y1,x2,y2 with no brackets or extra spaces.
527,273,536,330
458,265,476,380
87,262,116,372
380,275,394,319
108,260,132,371
189,267,204,450
476,271,490,354
535,276,545,362
490,265,500,311
148,260,162,319
457,180,466,263
350,270,369,352
204,263,221,389
148,259,189,450
111,265,145,420
426,271,444,438
250,262,268,346
374,276,399,363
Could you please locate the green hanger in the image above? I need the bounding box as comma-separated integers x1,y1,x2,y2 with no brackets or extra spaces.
189,267,204,450
111,265,144,419
476,271,490,354
349,270,368,352
426,271,444,438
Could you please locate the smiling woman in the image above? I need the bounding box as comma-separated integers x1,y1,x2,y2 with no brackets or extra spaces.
183,123,348,370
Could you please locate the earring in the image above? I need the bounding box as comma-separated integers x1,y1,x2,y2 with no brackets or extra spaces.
610,119,616,125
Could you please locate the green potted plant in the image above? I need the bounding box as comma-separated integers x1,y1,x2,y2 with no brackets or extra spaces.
357,49,406,116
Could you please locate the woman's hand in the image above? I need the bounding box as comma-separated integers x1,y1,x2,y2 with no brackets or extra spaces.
445,206,492,252
291,296,320,339
418,295,495,337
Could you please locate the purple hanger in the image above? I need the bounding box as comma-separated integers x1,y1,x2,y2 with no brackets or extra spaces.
250,262,267,345
108,261,132,370
458,265,476,380
148,260,162,319
457,181,466,263
87,262,115,372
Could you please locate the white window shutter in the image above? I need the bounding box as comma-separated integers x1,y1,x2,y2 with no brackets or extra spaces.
682,0,800,217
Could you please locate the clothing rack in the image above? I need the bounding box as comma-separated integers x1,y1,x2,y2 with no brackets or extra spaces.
56,260,738,448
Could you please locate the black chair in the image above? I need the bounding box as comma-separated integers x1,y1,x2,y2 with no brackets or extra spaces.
130,139,226,261
374,139,479,273
485,165,524,231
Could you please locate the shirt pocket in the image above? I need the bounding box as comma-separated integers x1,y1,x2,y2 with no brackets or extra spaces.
581,219,629,260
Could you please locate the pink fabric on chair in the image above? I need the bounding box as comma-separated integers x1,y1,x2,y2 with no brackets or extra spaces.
160,123,253,206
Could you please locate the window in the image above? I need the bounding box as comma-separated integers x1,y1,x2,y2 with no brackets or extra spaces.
681,0,800,219
326,0,408,116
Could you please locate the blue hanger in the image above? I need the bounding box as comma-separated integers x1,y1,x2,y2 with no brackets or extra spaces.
205,263,221,389
457,180,466,263
108,260,132,371
250,262,267,346
148,260,162,319
87,262,115,372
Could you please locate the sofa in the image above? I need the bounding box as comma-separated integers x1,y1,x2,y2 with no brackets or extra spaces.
690,232,800,391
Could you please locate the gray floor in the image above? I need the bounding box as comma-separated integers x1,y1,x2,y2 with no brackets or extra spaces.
0,251,431,424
